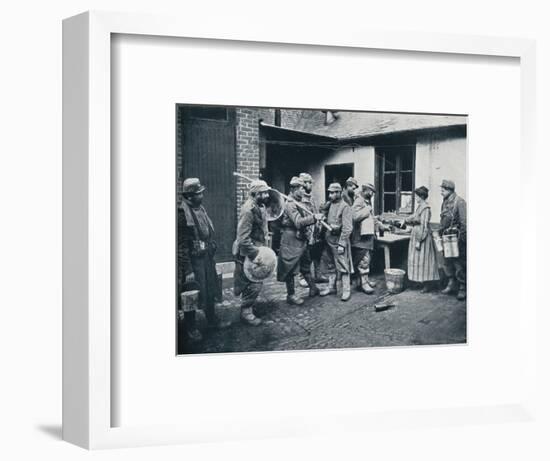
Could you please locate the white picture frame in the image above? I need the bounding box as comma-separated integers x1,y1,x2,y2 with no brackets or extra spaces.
62,10,538,449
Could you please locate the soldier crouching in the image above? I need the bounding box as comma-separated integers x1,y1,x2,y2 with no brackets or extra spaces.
233,179,273,326
276,176,323,305
319,182,354,302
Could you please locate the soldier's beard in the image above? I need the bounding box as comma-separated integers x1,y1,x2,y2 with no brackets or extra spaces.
189,196,203,207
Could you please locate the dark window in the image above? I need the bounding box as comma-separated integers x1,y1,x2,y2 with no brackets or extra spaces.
324,163,354,201
384,173,397,192
376,145,416,214
401,171,413,191
182,106,228,121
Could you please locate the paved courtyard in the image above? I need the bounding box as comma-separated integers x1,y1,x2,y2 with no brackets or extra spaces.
177,272,467,355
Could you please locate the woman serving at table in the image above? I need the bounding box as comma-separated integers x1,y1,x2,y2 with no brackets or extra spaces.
403,186,440,292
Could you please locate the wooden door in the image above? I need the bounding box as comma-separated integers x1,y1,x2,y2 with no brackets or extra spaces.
178,105,236,262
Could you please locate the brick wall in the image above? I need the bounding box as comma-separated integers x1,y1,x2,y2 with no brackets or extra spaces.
235,108,269,214
178,106,303,216
234,107,307,214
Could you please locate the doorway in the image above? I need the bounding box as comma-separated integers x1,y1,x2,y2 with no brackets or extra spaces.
177,104,237,262
324,163,354,201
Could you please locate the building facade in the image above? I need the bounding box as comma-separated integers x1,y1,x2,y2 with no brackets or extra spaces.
177,105,467,263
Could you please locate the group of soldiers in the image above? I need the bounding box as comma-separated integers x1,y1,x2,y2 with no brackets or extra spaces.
178,173,467,343
178,174,385,341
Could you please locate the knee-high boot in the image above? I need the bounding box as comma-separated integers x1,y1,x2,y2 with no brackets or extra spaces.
304,273,320,297
313,260,329,283
319,274,337,296
286,275,304,305
183,310,202,342
360,274,374,294
341,274,351,301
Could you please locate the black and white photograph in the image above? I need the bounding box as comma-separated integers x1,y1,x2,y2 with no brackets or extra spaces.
176,105,467,354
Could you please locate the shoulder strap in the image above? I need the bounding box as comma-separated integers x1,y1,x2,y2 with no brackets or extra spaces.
450,198,458,228
180,200,200,240
187,206,204,240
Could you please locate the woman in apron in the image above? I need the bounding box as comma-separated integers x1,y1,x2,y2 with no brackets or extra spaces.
403,186,440,292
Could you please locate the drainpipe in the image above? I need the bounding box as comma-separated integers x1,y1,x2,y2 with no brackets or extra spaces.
274,109,281,127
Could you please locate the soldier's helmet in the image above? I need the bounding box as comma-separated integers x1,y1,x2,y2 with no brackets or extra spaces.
244,247,277,282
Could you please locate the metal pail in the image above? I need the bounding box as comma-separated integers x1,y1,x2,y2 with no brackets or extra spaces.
384,268,405,294
443,234,459,258
180,290,199,312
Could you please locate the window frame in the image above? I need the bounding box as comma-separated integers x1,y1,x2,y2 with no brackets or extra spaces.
375,144,416,215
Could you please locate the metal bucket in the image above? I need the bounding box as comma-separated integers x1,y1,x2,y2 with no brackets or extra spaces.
432,231,443,252
443,234,459,258
180,289,199,312
384,268,406,294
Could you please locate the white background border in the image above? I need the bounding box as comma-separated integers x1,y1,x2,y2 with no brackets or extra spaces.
112,34,521,429
61,11,540,450
2,1,549,460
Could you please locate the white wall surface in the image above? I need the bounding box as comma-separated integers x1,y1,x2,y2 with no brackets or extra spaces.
306,145,376,205
0,1,548,460
416,134,468,215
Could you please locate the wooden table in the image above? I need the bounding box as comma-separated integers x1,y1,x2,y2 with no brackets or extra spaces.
376,233,411,269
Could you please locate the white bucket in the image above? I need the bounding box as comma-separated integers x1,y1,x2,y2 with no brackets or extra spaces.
384,268,405,294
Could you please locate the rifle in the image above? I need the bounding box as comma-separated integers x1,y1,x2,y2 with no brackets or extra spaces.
233,172,332,231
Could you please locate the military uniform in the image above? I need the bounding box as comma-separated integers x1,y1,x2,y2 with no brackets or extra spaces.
276,177,319,304
322,200,353,273
179,199,221,314
302,192,325,279
320,183,354,301
350,191,377,294
342,176,358,207
342,192,354,206
299,172,328,283
439,180,467,299
233,182,270,325
178,178,226,344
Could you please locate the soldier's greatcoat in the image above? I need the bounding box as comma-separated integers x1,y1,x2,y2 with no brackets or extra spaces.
440,191,467,287
276,197,315,281
351,196,376,250
233,198,268,298
440,192,467,245
321,199,354,274
178,199,221,313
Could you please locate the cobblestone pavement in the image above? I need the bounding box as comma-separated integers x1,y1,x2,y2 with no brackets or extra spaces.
178,273,467,354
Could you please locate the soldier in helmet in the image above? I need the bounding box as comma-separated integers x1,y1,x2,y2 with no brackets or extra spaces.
299,172,328,284
277,176,324,305
233,179,272,326
343,177,359,206
319,183,354,301
178,178,230,343
351,183,386,294
439,179,467,301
